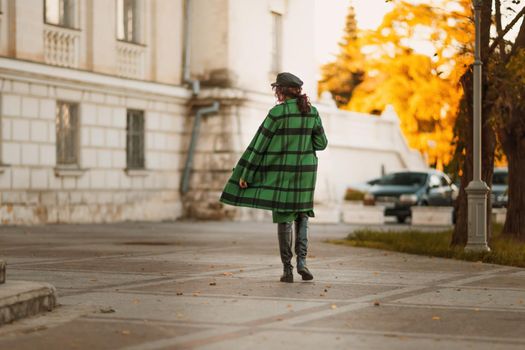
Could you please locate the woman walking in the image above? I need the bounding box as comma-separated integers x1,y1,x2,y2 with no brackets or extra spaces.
220,72,328,283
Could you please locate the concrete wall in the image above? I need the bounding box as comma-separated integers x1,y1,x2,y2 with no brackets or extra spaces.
152,0,184,84
189,0,230,82
0,0,8,56
190,0,317,95
7,0,45,62
316,101,427,203
0,58,190,224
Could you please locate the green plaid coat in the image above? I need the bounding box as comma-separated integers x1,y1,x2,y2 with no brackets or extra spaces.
220,98,328,212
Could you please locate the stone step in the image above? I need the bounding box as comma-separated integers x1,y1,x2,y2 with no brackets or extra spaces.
0,260,5,284
0,280,57,325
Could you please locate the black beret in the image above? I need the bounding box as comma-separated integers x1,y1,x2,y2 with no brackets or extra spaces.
271,72,303,88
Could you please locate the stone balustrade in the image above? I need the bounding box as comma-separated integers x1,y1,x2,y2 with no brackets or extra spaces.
44,25,80,68
116,41,146,79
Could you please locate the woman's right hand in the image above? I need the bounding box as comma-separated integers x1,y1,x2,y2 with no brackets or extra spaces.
239,178,248,189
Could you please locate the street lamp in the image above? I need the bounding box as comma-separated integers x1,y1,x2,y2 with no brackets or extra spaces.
465,0,490,252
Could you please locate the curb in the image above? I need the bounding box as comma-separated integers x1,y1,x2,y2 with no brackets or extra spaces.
0,261,57,326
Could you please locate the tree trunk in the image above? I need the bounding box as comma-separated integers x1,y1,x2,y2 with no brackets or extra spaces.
451,74,473,246
451,0,495,247
501,122,525,240
501,15,525,240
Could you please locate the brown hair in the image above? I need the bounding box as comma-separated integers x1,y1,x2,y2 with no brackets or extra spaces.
273,86,311,115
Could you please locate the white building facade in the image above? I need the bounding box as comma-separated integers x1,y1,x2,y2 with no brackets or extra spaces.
0,0,425,225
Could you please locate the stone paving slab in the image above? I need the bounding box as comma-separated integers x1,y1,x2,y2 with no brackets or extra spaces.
394,287,525,309
0,221,524,349
300,304,525,338
6,269,170,293
0,318,201,350
126,276,401,301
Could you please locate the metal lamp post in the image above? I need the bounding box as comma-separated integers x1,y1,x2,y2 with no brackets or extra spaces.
465,0,490,252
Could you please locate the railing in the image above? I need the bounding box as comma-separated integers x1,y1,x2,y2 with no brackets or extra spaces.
44,25,80,68
116,40,146,79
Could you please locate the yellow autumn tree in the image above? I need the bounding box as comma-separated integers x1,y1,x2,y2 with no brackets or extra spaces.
319,5,365,107
320,0,474,169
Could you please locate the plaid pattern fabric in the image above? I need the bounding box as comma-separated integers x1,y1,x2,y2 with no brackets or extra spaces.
220,99,328,212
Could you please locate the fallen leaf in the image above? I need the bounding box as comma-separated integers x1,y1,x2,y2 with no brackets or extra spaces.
121,330,130,335
133,299,140,304
331,304,337,309
374,301,380,307
319,293,325,297
432,316,441,320
276,317,283,321
222,272,234,277
176,292,183,296
100,307,115,314
209,282,217,286
324,289,328,293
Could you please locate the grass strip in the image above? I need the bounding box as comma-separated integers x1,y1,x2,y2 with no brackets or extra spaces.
328,224,525,268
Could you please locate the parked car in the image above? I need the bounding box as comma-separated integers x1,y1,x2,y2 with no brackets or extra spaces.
364,170,458,223
346,177,381,195
492,167,508,208
452,167,508,208
495,189,508,208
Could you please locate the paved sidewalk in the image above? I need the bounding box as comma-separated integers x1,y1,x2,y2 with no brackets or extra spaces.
0,221,524,349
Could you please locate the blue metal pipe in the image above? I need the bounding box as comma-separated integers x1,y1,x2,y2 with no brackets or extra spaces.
181,101,220,194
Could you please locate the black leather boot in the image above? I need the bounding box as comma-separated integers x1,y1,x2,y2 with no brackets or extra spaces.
295,214,313,281
277,222,294,283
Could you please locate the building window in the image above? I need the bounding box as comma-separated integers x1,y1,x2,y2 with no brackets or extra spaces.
126,109,145,169
56,101,79,166
45,0,78,28
117,0,143,44
271,12,283,73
